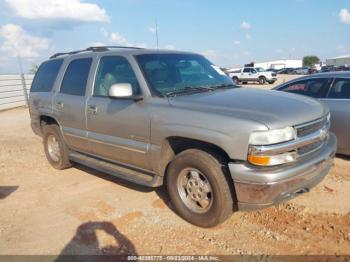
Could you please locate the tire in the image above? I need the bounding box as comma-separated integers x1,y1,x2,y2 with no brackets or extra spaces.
232,77,239,84
42,124,72,170
268,81,275,84
166,149,234,227
259,76,266,85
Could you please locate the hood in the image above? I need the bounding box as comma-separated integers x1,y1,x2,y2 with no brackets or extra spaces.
168,88,328,129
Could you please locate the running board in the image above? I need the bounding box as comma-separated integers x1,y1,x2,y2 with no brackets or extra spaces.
69,151,163,187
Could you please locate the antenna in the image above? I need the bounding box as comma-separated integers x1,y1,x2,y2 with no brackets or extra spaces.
155,18,159,50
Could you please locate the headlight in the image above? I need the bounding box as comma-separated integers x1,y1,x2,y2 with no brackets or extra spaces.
249,126,296,145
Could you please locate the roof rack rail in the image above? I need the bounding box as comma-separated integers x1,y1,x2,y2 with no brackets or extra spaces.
50,45,144,59
99,46,145,50
50,49,87,59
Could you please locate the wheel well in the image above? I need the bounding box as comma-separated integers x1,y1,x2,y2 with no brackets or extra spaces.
159,136,231,177
40,115,59,128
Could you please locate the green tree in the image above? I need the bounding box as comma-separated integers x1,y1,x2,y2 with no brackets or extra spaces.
302,56,320,67
29,64,39,74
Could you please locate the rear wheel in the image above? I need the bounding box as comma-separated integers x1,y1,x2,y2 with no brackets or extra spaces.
259,76,266,85
42,124,72,170
166,149,234,227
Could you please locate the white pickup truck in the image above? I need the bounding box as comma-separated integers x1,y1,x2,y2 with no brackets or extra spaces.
229,67,277,85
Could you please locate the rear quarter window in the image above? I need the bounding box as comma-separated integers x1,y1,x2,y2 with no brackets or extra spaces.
30,59,63,92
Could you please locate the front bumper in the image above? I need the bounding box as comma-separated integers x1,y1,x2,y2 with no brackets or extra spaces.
229,133,337,210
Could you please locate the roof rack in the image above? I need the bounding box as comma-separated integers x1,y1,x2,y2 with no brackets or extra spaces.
50,46,144,59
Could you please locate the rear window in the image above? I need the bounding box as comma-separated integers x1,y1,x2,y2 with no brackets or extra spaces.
30,59,63,92
60,58,92,96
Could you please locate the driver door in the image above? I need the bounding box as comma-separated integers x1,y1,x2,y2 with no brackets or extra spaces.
241,68,251,81
86,55,152,170
250,68,258,81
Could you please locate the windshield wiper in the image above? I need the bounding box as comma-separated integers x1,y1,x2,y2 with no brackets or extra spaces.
210,84,237,89
165,86,214,97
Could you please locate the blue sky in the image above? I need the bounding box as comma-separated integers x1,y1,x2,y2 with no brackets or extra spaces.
0,0,350,73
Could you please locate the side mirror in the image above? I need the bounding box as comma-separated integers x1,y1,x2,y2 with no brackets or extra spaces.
108,83,143,101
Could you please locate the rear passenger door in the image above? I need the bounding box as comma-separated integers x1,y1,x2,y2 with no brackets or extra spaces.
322,78,350,153
52,57,93,152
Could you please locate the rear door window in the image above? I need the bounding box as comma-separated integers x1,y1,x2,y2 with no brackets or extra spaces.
60,58,92,96
31,59,63,92
327,78,350,99
278,78,330,98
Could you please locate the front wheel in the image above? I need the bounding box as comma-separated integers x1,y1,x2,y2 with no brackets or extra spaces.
259,76,266,85
166,149,234,227
232,77,239,84
268,81,276,84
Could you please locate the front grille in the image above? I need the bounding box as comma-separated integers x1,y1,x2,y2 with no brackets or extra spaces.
297,140,324,156
272,73,277,77
296,117,327,137
294,116,329,156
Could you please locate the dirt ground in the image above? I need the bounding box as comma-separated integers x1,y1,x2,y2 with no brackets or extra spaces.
0,106,349,257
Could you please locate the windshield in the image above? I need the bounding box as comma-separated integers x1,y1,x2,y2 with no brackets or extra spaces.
256,67,265,72
136,53,235,96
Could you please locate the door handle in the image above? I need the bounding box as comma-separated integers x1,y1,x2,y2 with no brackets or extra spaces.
87,105,98,115
56,102,64,110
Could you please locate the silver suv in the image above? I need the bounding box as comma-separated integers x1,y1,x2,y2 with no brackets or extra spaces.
29,46,336,227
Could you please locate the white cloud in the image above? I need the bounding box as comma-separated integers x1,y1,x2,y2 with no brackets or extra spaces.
242,51,251,56
201,49,218,61
233,40,241,45
241,21,251,30
102,29,147,48
88,41,105,47
336,44,345,51
148,26,156,34
110,32,131,46
164,44,176,50
245,33,252,40
0,24,50,58
5,0,110,22
339,8,350,24
100,27,109,38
